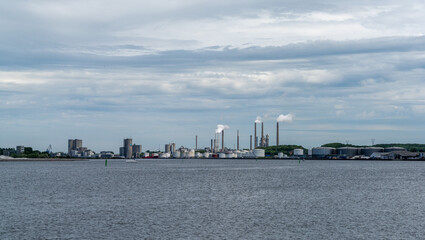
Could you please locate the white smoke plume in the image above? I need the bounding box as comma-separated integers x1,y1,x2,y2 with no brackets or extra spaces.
277,114,294,123
254,116,262,123
215,124,229,134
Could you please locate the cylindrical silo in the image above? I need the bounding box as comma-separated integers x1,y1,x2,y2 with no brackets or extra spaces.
337,147,359,157
360,147,384,156
253,149,265,158
293,149,304,156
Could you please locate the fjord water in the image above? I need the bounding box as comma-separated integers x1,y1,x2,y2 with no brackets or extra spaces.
1,159,425,239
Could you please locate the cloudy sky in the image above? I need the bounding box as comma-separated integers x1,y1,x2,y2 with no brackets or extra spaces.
1,0,425,152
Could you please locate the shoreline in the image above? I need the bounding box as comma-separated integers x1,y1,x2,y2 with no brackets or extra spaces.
1,158,424,162
0,158,89,162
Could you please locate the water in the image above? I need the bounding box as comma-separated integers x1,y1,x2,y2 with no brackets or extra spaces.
1,159,425,239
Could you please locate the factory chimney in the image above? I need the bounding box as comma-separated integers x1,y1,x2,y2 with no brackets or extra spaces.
222,130,225,152
260,122,264,147
250,135,252,150
261,122,264,139
254,123,257,149
237,130,239,150
196,135,198,150
211,139,213,152
276,122,279,146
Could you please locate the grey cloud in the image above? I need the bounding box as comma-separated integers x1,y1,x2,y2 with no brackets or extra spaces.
2,36,425,70
2,0,425,150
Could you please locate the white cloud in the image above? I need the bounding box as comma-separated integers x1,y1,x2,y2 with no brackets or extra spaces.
1,0,425,151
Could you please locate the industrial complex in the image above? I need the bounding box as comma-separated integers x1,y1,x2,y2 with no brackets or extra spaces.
1,115,424,160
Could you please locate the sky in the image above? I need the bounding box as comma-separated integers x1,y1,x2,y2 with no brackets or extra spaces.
1,0,425,153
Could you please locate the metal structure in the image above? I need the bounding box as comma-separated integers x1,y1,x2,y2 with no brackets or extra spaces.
237,130,239,150
276,122,279,146
250,135,252,150
254,123,257,149
222,130,225,152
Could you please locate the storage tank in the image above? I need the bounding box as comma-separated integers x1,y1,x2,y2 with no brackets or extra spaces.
278,152,284,158
240,151,248,158
203,152,210,158
172,151,181,158
188,149,195,158
337,147,359,157
243,151,252,158
219,153,226,158
312,147,335,158
385,147,407,152
253,149,265,158
293,149,304,156
195,152,202,158
360,147,384,156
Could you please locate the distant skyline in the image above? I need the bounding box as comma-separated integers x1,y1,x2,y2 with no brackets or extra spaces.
1,0,425,152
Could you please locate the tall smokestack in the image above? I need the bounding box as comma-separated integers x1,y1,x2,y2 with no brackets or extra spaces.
196,135,198,150
222,130,225,152
237,130,239,150
261,122,264,147
254,123,257,149
262,122,264,139
250,135,252,150
211,139,213,152
276,122,279,146
214,134,217,153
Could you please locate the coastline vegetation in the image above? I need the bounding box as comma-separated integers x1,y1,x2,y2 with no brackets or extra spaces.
0,147,51,158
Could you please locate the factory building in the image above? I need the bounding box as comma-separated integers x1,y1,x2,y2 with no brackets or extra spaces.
123,138,132,158
100,151,114,159
312,147,336,158
259,123,270,147
16,146,25,154
165,143,176,153
67,139,94,157
68,139,82,156
133,144,142,158
371,151,419,160
119,138,143,158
